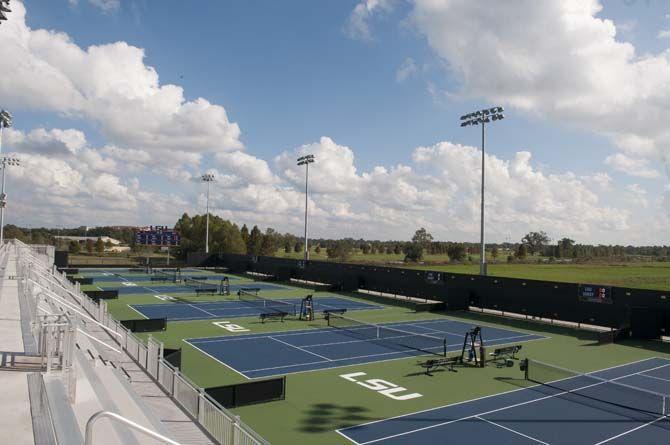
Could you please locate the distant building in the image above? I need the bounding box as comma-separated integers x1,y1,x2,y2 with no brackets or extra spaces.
54,236,122,245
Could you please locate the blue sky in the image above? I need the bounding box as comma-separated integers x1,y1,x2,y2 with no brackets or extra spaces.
2,0,670,244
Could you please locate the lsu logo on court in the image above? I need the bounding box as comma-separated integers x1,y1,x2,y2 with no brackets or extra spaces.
339,372,422,401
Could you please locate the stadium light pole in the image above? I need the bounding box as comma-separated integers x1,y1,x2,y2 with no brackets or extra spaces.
297,154,315,262
0,109,13,246
460,106,505,276
0,157,20,246
200,173,215,254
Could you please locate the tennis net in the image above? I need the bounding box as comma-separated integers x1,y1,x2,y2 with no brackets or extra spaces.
152,269,175,283
184,278,218,294
525,358,669,416
238,289,296,315
326,313,447,357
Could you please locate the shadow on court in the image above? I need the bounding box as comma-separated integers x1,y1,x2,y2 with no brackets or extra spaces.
300,403,371,433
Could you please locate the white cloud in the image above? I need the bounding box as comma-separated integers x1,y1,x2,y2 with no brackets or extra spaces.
625,183,648,208
395,57,418,83
658,29,670,39
397,0,670,181
344,0,395,41
215,151,278,186
604,153,660,178
0,2,242,157
69,0,120,13
581,172,613,191
275,137,361,194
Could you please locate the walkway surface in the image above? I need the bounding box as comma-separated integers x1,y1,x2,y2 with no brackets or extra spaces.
0,251,35,444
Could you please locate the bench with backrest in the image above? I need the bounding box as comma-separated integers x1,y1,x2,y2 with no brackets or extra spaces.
419,356,461,375
259,311,288,323
195,286,218,295
489,345,522,366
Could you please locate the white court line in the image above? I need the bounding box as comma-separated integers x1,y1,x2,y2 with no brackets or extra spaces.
638,373,670,384
408,322,465,337
127,304,149,319
593,414,668,444
188,304,220,318
337,357,666,432
182,339,250,380
188,320,542,349
269,336,332,361
475,416,549,445
348,361,670,445
241,336,549,375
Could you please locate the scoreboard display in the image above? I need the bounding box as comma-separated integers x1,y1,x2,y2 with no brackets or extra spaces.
578,284,613,304
135,226,180,246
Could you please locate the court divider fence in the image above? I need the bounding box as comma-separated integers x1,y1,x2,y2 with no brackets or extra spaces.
50,265,272,445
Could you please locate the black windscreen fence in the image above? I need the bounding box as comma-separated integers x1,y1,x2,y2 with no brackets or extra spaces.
164,348,181,368
189,253,670,337
205,377,286,408
120,318,167,332
83,290,118,302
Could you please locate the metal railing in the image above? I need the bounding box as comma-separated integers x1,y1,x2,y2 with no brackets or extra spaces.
84,411,182,445
17,241,272,445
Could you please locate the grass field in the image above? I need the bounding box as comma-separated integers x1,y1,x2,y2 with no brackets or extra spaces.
274,248,670,290
79,267,670,445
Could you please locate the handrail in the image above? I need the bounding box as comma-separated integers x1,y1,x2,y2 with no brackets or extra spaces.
84,410,181,445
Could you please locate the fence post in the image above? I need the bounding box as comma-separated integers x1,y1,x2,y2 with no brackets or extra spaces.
198,389,205,424
233,415,241,445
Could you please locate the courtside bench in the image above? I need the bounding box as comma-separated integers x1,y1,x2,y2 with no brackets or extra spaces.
419,356,461,375
195,287,218,295
260,311,288,323
489,345,522,367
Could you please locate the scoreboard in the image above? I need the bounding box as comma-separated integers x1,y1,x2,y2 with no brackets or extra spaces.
578,284,613,304
135,226,180,246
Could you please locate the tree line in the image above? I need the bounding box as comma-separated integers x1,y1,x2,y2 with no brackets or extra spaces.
4,219,669,263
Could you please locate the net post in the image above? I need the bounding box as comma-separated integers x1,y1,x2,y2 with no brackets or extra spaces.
522,358,529,380
443,339,447,357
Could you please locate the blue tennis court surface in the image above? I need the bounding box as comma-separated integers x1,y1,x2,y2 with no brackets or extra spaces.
104,281,286,295
186,319,545,379
338,357,670,445
89,273,237,283
131,296,381,321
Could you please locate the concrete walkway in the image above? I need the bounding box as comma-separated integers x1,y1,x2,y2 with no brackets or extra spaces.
0,251,35,445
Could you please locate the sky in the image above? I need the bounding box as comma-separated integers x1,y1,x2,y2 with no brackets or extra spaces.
1,0,669,244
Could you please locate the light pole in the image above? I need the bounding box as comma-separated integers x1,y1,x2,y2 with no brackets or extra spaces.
0,156,20,245
460,106,505,276
0,109,13,246
297,154,315,262
200,173,215,254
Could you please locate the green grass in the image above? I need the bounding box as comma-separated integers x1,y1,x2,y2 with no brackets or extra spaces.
79,268,670,445
404,262,670,291
274,248,670,290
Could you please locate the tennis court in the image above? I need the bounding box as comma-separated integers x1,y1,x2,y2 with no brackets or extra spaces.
105,281,287,295
337,357,670,445
130,296,381,321
186,318,545,378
